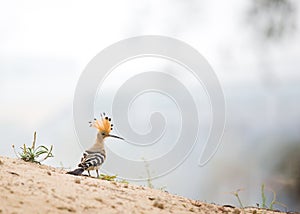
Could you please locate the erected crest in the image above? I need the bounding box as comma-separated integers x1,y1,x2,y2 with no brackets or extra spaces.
89,112,113,134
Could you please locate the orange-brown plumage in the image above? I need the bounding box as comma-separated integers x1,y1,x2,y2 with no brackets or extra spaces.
91,113,113,135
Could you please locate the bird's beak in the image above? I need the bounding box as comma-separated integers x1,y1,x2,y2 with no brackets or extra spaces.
108,134,124,140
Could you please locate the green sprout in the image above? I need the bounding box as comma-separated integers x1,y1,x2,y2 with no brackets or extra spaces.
261,184,267,208
142,158,154,188
228,185,288,212
261,184,288,211
230,188,245,209
12,131,53,164
118,179,129,184
99,174,117,181
98,174,129,184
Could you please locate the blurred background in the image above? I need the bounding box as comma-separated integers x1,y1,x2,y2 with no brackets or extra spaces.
1,0,300,212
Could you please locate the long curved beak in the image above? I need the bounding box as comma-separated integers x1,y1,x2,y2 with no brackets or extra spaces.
108,134,124,140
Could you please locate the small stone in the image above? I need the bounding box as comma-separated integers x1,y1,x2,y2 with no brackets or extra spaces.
191,200,202,207
233,208,241,214
153,201,164,209
218,207,226,212
8,171,19,176
74,178,81,184
47,171,51,176
95,197,103,203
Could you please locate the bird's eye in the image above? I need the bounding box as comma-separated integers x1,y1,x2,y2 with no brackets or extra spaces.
101,132,105,136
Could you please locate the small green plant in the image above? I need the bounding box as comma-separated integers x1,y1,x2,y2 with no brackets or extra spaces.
98,174,129,184
261,184,287,211
261,184,267,208
12,131,53,164
142,158,167,190
118,179,129,184
229,185,288,212
159,186,167,191
230,188,245,209
99,174,117,181
143,158,154,188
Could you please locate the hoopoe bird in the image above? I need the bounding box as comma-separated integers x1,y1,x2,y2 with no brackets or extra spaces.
67,113,124,178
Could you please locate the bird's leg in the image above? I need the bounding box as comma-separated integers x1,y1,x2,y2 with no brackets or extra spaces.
96,169,99,178
88,170,91,177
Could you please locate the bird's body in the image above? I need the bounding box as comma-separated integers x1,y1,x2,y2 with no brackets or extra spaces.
67,113,123,178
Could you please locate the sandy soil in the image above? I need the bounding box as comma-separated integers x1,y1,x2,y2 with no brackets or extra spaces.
0,156,289,214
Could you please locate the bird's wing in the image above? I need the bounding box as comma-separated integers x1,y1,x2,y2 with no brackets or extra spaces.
78,151,106,169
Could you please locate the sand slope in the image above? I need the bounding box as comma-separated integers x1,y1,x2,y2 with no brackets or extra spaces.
0,156,286,214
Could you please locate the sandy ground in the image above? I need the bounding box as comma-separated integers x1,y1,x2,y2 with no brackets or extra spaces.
0,156,290,214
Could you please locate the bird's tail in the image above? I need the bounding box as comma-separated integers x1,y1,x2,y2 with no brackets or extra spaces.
66,168,84,176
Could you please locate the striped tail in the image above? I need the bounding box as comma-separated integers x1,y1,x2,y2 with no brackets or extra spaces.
66,168,84,176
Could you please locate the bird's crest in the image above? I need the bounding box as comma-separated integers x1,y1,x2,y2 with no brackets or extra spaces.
89,112,113,134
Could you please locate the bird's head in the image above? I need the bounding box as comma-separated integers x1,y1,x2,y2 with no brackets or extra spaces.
89,113,124,140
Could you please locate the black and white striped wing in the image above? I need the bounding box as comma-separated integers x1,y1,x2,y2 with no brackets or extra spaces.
78,151,106,170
